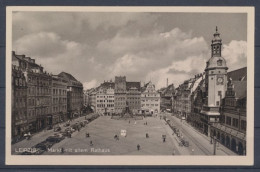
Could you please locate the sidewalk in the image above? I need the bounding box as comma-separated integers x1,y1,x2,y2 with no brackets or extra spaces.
159,117,190,155
12,113,98,154
168,113,237,156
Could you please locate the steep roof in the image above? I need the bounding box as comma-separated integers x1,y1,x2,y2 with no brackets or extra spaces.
126,81,140,91
12,52,41,68
58,72,78,82
227,67,247,81
100,82,115,89
232,81,247,99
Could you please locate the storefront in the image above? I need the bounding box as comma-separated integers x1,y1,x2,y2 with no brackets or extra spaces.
211,123,246,155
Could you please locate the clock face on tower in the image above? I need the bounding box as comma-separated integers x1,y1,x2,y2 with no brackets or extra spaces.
217,77,224,85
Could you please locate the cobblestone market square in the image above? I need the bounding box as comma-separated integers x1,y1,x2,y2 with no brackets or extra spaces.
43,116,177,155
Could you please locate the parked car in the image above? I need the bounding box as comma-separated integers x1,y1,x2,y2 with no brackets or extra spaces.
72,123,81,130
180,139,189,147
34,141,54,151
60,131,71,137
54,126,61,132
65,127,75,133
63,123,70,127
46,134,65,143
80,122,85,127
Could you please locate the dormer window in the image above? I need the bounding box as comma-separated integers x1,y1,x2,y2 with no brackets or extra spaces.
217,60,222,66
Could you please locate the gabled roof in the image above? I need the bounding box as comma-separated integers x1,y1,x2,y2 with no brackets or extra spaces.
227,67,247,81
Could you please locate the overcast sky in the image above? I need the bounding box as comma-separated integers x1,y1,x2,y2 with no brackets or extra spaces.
12,12,247,90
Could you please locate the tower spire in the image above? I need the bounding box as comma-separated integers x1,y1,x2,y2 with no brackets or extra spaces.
216,26,218,33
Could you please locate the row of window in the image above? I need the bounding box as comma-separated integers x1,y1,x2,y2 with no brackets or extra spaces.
141,104,159,107
97,100,114,103
28,76,51,86
97,95,114,98
225,99,236,107
143,94,159,97
127,97,140,100
15,111,26,121
28,107,51,118
115,102,126,106
28,86,51,96
115,97,125,101
14,78,26,87
141,99,159,102
15,89,26,96
53,89,67,96
53,105,67,113
53,97,67,104
97,104,114,108
225,116,246,131
15,98,26,108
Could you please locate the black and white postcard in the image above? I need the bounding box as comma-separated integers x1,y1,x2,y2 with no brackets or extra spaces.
5,6,254,165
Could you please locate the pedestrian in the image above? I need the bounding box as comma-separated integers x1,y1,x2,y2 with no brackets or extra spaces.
137,144,140,151
191,148,194,155
129,120,130,124
61,147,64,153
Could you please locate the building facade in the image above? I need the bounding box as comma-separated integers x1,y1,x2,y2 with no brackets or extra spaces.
211,76,247,155
114,76,127,114
12,65,28,140
49,75,68,125
96,87,115,115
58,72,83,119
159,84,175,112
200,27,228,136
88,89,97,112
126,82,141,114
12,51,52,133
141,81,160,114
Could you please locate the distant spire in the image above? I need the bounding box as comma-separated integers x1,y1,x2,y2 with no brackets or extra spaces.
216,26,218,33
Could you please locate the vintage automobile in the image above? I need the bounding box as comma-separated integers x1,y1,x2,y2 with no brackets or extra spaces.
65,127,75,133
54,126,61,132
180,139,189,147
63,122,70,127
80,122,85,127
60,131,71,137
34,141,54,151
46,133,65,143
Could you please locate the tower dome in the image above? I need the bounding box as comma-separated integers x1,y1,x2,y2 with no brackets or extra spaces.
205,26,228,71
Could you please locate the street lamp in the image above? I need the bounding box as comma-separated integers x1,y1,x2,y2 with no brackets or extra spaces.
213,135,217,155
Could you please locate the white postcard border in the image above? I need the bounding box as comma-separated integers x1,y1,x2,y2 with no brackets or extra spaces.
5,6,255,166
